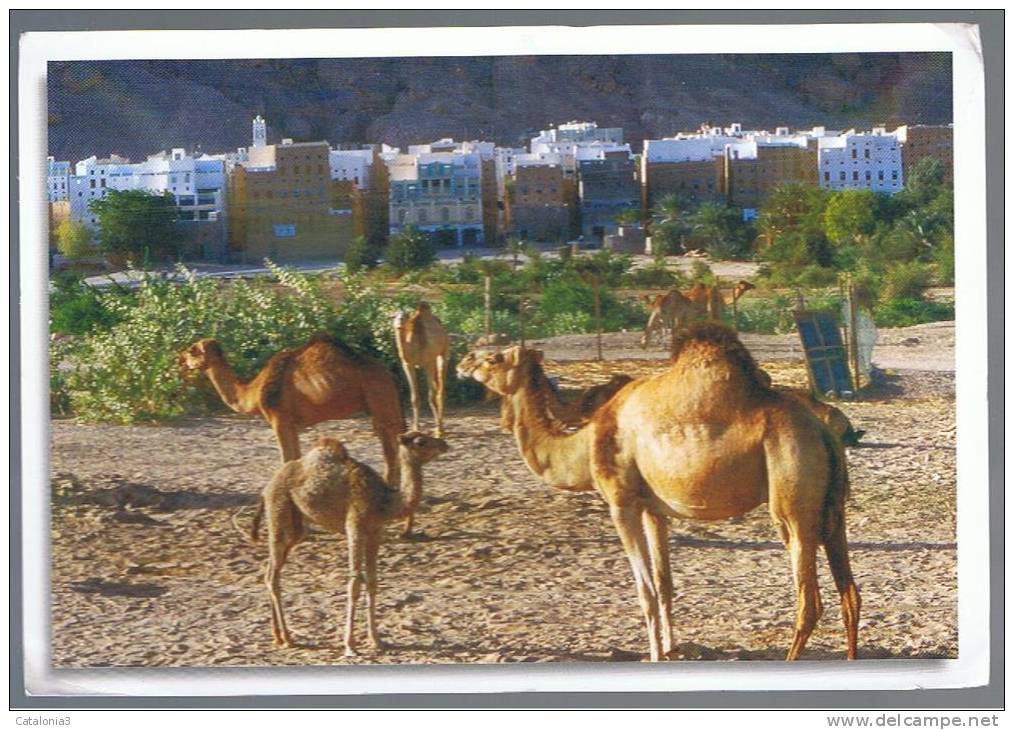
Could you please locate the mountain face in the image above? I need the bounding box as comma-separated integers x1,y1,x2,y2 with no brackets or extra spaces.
47,53,951,161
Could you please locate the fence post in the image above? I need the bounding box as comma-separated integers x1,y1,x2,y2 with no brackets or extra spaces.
593,282,603,362
846,277,861,392
483,275,492,338
519,295,526,350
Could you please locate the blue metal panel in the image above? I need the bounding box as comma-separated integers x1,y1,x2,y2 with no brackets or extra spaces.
794,310,853,397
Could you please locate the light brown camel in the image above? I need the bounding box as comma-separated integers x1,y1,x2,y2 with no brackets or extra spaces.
458,326,860,662
776,387,864,446
687,280,756,322
250,432,449,654
459,350,631,432
393,302,450,437
640,289,705,348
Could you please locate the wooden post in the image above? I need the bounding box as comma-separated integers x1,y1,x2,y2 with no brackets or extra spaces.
518,295,526,350
593,282,603,362
483,275,492,338
846,279,862,392
731,291,739,332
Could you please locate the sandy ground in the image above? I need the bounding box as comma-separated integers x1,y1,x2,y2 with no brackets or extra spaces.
49,324,956,667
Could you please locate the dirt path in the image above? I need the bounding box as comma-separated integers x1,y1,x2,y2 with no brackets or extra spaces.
50,347,956,667
532,321,954,372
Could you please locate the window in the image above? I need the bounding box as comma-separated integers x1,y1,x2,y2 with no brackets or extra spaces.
864,149,870,159
89,179,95,189
865,171,871,181
185,173,191,183
824,171,830,182
891,170,898,180
851,149,857,159
852,171,858,182
100,179,106,188
839,171,846,181
878,170,884,181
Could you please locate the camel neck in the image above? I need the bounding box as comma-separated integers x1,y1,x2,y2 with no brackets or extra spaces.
508,369,593,492
390,458,423,520
203,357,259,414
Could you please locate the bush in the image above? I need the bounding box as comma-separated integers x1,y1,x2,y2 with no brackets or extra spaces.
878,260,933,303
384,226,436,274
49,271,128,336
50,264,491,424
622,260,685,289
874,297,955,328
343,235,377,274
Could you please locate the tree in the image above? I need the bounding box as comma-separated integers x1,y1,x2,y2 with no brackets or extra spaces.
55,221,94,260
89,189,182,263
613,207,641,226
756,184,829,249
649,194,693,255
383,226,436,274
687,202,753,259
344,235,377,274
822,189,884,269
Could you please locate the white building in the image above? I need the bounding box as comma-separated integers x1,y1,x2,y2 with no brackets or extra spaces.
47,157,72,202
532,120,623,146
68,149,226,228
817,128,903,194
328,147,375,189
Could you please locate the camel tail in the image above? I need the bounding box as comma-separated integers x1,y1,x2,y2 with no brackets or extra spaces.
819,427,861,660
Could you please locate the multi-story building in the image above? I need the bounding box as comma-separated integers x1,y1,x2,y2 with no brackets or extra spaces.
66,149,229,259
532,120,624,146
817,129,903,195
578,152,639,241
387,151,486,247
228,139,353,261
640,136,735,211
47,157,71,202
506,159,574,242
893,124,953,184
722,138,818,212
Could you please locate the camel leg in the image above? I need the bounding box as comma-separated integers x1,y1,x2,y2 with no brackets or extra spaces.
432,353,447,438
364,388,402,486
499,396,514,433
270,417,301,463
784,527,824,661
824,511,861,660
402,361,421,433
364,526,385,651
343,518,366,657
609,502,663,662
264,499,299,648
642,510,675,658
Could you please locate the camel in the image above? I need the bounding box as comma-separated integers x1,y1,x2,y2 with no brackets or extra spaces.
393,302,450,438
687,280,756,322
777,388,865,447
642,280,756,347
640,289,705,348
250,432,449,654
458,350,632,431
458,325,860,662
179,335,415,531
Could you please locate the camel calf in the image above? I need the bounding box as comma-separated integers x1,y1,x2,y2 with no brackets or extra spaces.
251,432,449,655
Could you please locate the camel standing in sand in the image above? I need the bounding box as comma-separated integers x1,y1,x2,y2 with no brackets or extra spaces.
687,280,756,322
640,289,705,348
251,432,449,654
459,327,860,662
642,280,756,347
393,302,449,438
180,335,405,475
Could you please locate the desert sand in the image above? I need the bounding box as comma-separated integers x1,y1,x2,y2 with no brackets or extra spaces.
49,324,956,667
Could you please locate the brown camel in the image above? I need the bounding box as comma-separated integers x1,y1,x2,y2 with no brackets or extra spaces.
458,326,860,662
640,289,705,348
687,280,756,322
458,350,632,431
777,388,864,446
250,432,449,654
393,302,450,438
642,280,756,347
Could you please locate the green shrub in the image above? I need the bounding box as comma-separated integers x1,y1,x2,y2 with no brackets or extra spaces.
49,271,129,336
343,235,377,274
874,297,955,328
384,226,436,274
879,260,932,304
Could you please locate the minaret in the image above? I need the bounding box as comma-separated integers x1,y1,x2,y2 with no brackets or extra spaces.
252,115,267,148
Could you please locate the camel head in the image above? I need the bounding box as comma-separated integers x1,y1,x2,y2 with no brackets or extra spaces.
397,431,450,466
733,280,756,300
178,338,225,373
457,346,541,396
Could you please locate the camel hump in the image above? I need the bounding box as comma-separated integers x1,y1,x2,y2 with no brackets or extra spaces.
261,350,298,409
671,322,771,394
313,437,349,460
306,333,365,363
